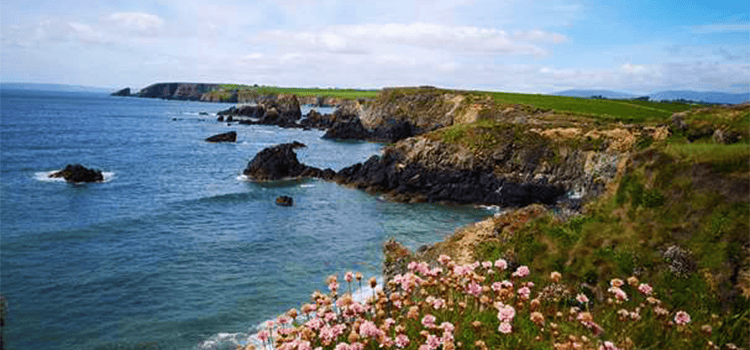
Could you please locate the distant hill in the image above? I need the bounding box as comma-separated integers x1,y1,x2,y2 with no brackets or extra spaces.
0,83,112,93
555,89,749,105
555,89,637,99
648,90,749,105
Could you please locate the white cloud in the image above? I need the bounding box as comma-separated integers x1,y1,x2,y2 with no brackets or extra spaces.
692,24,750,34
102,12,164,36
254,22,565,57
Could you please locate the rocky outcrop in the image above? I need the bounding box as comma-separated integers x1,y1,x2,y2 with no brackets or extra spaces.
49,164,104,183
218,95,303,128
137,83,220,100
205,131,237,143
111,88,131,96
243,142,335,181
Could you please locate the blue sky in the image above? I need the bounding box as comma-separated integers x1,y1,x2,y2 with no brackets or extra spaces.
1,0,748,94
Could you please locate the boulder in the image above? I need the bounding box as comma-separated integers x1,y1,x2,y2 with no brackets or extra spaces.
205,131,237,143
243,142,336,181
276,196,294,206
49,164,104,183
300,110,335,130
322,118,372,140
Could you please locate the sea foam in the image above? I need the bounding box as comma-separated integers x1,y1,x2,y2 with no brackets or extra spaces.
34,170,115,183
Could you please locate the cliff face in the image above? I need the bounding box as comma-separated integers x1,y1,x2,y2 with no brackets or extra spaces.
137,83,220,100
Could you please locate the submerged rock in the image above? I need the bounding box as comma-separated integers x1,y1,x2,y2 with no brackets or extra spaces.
276,196,293,206
205,131,237,143
49,164,104,183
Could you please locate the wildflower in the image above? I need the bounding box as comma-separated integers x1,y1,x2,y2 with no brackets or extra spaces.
431,297,445,309
494,259,508,270
328,282,339,293
438,255,452,265
257,330,270,343
426,334,441,350
551,271,562,283
518,286,531,300
278,316,291,325
467,282,482,297
359,320,383,338
617,309,629,320
369,277,377,288
334,343,348,350
654,306,669,317
287,308,298,319
530,311,545,326
407,306,420,320
576,293,589,304
701,324,712,335
497,304,516,322
440,322,455,333
599,341,620,350
355,272,363,281
674,311,691,325
421,314,437,328
607,286,628,301
498,322,513,334
627,276,639,286
345,271,354,283
630,311,641,321
304,317,323,331
637,283,653,295
610,279,624,288
297,341,312,350
513,265,530,278
348,330,359,343
646,296,661,305
395,334,410,348
383,318,395,330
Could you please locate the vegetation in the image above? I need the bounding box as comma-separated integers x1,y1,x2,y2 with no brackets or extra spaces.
217,84,379,100
240,259,745,350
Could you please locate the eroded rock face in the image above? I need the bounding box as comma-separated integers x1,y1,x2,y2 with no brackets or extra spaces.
49,164,104,183
205,131,237,143
242,142,335,181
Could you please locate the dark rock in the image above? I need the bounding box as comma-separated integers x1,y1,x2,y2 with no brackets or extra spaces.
111,87,131,96
243,142,337,181
371,120,414,143
217,115,224,122
205,131,237,143
300,110,335,130
49,164,104,183
322,118,372,140
199,112,209,116
335,150,565,206
276,196,293,206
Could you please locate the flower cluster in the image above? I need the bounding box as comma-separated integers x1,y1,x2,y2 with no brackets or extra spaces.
241,256,741,350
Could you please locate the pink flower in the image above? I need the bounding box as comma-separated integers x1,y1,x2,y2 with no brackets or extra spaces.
498,322,513,334
305,317,324,331
638,283,653,295
383,318,396,330
257,330,270,342
297,340,312,350
494,259,508,270
492,282,503,292
497,304,516,322
334,343,349,350
607,286,628,301
395,334,410,348
359,320,383,338
431,298,445,309
345,271,354,283
482,261,493,269
599,341,620,350
440,321,455,333
426,334,441,350
576,293,589,304
265,320,275,329
513,265,530,278
328,282,339,292
674,311,691,325
518,286,531,300
421,314,437,328
467,282,482,297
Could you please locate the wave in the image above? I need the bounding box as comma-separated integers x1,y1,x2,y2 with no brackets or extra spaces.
34,170,115,183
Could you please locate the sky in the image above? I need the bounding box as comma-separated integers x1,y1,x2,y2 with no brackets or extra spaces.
1,0,748,94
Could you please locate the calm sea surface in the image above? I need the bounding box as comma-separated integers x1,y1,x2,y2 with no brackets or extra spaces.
0,89,492,349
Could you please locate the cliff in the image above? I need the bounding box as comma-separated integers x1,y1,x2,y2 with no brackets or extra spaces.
136,83,221,100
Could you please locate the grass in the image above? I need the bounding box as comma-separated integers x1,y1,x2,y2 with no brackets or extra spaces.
217,84,380,100
488,91,694,123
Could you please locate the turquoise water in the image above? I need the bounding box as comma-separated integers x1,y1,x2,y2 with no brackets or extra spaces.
0,89,492,349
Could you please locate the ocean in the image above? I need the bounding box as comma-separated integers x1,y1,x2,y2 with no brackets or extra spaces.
0,89,493,349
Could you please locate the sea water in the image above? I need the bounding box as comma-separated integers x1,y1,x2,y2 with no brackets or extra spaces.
0,89,492,349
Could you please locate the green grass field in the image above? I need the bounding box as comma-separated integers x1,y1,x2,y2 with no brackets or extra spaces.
488,91,695,123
